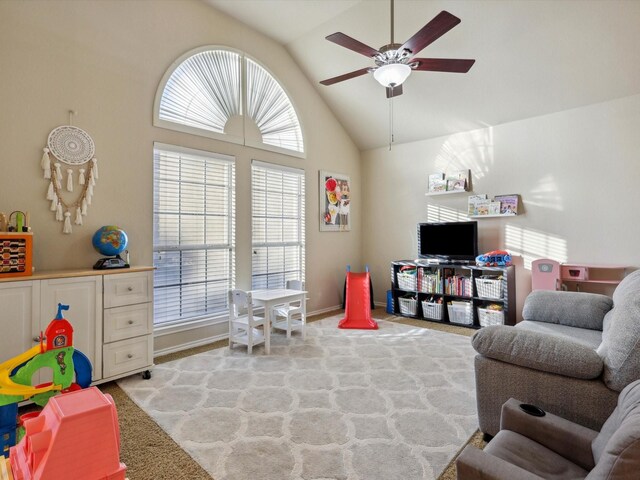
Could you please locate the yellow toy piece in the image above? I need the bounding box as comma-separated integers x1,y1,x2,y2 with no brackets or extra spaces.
0,346,62,399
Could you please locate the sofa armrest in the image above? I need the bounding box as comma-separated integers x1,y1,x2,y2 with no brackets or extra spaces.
455,444,544,480
500,398,598,470
472,325,603,379
523,290,612,330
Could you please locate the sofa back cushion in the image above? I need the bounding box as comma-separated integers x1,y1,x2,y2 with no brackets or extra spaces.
522,290,612,331
600,270,640,392
589,380,640,479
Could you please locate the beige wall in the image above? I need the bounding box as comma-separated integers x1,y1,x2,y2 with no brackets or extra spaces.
0,0,362,351
363,94,640,318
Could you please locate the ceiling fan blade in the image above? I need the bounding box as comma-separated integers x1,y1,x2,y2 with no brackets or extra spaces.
400,11,461,56
325,32,380,58
320,67,371,86
386,84,403,98
412,58,475,73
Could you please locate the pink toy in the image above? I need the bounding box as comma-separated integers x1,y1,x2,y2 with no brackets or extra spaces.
339,268,378,330
8,387,126,480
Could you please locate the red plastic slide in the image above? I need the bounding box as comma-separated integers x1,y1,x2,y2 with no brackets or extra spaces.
339,272,378,329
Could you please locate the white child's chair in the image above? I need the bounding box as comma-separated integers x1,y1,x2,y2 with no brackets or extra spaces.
271,280,306,339
228,289,265,354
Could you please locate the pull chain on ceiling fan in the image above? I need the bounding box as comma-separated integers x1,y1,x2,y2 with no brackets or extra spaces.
319,0,475,99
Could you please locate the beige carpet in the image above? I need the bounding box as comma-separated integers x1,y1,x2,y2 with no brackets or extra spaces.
117,314,478,480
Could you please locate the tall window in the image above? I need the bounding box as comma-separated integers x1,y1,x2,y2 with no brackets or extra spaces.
251,161,305,289
153,143,235,327
154,47,304,157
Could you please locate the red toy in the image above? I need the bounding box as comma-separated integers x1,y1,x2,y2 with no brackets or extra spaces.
339,267,378,330
6,387,126,480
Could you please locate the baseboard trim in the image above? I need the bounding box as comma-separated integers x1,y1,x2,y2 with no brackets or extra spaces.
310,304,343,316
153,332,228,357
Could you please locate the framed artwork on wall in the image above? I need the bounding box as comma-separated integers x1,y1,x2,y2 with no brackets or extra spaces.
320,171,351,231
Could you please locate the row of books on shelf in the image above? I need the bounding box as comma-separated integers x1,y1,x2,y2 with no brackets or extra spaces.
418,268,442,293
468,193,519,216
444,274,472,297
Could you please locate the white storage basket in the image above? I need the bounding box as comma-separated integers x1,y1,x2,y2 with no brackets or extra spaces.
447,302,473,325
397,272,417,291
421,301,443,320
478,307,504,327
398,297,417,316
475,277,503,300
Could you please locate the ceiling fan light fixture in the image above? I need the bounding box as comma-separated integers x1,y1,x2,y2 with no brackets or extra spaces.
373,63,411,87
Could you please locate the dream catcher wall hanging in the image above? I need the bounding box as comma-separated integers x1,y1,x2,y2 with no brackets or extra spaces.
40,111,98,234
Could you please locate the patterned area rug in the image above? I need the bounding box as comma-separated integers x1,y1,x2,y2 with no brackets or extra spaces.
118,316,477,480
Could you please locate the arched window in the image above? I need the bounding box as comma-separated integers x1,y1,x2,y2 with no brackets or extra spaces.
154,47,304,158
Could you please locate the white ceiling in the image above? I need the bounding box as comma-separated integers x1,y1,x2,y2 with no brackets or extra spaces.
205,0,640,151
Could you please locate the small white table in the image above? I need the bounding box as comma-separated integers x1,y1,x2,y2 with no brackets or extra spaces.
249,288,307,354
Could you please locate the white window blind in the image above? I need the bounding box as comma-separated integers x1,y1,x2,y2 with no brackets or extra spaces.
153,144,235,327
155,47,304,156
251,161,305,289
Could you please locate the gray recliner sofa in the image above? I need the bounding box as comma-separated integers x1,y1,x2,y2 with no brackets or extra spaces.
456,379,640,479
472,269,640,436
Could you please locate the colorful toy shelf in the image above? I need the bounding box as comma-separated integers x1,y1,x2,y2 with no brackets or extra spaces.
390,260,516,328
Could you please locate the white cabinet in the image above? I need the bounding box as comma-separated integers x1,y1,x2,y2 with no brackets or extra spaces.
0,281,40,362
38,276,102,381
102,271,154,381
0,267,154,387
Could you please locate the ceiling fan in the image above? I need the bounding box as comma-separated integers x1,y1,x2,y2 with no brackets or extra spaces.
319,0,475,98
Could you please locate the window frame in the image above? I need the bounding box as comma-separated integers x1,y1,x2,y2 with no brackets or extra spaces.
152,142,236,334
153,45,306,159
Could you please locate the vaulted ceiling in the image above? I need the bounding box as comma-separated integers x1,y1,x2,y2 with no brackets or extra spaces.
206,0,640,151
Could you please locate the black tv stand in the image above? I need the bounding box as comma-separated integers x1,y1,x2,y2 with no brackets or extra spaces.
391,260,516,328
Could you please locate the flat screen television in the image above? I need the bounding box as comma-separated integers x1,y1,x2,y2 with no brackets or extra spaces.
418,221,478,262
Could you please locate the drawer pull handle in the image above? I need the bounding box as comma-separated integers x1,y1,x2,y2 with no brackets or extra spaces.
128,320,134,325
127,286,133,292
127,353,133,359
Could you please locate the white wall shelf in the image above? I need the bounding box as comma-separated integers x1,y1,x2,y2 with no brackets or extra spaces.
426,190,470,196
469,214,518,218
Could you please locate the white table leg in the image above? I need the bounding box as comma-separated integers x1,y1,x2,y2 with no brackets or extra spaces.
264,301,271,354
301,293,307,340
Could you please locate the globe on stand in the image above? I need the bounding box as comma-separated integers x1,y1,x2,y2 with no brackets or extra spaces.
92,226,130,270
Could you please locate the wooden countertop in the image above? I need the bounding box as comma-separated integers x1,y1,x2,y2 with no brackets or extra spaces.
0,266,154,283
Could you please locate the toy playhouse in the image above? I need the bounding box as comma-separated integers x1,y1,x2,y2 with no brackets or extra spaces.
4,387,126,480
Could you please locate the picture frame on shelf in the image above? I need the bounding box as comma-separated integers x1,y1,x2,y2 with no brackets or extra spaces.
428,172,445,192
488,201,501,215
446,169,470,191
494,194,519,215
320,170,351,231
467,194,488,216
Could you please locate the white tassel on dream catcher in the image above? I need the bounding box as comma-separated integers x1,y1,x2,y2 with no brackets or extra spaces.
55,202,64,222
54,163,62,189
50,194,58,212
40,111,99,234
74,207,83,226
66,169,74,192
63,212,72,234
41,148,51,179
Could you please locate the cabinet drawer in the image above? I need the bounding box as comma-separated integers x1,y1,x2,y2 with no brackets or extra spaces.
102,335,153,379
104,272,152,308
104,303,152,343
